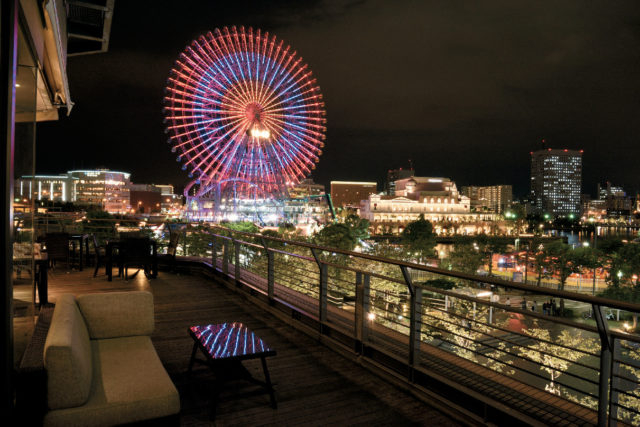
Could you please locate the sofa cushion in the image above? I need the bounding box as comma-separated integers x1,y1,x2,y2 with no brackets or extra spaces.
43,336,180,427
44,294,92,410
77,291,154,339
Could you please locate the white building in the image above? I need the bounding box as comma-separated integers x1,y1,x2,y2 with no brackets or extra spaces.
360,177,496,235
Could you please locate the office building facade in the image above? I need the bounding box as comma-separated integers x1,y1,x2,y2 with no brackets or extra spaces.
530,148,582,216
461,185,512,214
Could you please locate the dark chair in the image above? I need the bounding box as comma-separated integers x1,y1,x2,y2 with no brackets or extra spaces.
161,230,182,272
91,235,106,277
119,237,153,280
43,233,70,269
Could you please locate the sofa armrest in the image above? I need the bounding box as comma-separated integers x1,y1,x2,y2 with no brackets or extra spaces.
77,291,154,339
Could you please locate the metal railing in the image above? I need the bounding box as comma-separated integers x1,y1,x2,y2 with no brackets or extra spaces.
197,226,640,426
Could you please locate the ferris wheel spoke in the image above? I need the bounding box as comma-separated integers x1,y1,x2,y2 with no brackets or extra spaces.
165,27,326,203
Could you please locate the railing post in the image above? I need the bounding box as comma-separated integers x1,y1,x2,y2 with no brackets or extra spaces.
211,236,217,270
267,250,275,301
260,238,274,302
222,239,229,275
355,272,371,353
409,288,422,381
234,240,241,283
310,248,327,328
593,303,612,426
609,337,620,426
400,265,420,381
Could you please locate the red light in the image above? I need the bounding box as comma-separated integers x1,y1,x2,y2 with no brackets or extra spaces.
564,149,568,152
548,148,551,151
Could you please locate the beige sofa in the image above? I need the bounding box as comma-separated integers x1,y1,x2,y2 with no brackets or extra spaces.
43,291,180,426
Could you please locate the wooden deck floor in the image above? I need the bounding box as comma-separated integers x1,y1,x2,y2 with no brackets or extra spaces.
22,268,459,426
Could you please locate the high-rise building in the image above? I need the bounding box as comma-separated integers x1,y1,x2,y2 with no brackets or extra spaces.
461,185,512,213
385,167,414,195
530,148,582,216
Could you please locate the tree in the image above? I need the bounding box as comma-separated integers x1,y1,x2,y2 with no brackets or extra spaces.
442,241,485,274
599,239,640,288
313,223,357,252
344,214,370,241
538,241,598,314
401,214,436,262
475,235,508,276
222,221,259,234
518,327,597,397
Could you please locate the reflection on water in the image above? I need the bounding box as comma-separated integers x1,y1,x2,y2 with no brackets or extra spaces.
557,226,640,247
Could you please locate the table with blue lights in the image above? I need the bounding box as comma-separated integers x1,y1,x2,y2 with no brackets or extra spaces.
188,322,277,414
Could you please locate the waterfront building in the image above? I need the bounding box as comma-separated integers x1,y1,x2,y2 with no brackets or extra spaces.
360,177,496,235
330,181,377,208
530,148,582,217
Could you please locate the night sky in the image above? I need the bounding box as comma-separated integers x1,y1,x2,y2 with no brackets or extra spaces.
37,0,640,198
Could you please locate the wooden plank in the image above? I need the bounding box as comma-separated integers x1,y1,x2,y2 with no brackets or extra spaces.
39,269,457,426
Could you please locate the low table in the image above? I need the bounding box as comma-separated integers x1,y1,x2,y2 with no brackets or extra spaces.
188,322,277,415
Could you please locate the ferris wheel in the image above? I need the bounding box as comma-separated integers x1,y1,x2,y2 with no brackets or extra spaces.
164,26,326,202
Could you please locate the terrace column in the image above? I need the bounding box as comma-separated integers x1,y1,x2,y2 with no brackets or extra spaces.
0,0,18,415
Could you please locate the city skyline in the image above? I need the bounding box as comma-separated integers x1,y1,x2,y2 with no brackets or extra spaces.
36,0,640,197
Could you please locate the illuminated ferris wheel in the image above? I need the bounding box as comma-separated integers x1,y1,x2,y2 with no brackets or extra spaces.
164,26,326,204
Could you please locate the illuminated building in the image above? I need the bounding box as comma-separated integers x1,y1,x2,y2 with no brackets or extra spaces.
14,175,75,202
461,185,513,213
330,181,377,208
360,177,496,235
530,148,582,216
156,185,183,214
68,170,131,213
289,179,325,199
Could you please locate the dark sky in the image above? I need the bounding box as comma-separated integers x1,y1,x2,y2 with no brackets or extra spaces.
37,0,640,198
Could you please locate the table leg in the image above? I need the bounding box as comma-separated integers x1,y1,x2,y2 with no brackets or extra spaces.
85,237,90,267
261,356,277,409
78,239,84,271
106,245,113,281
152,242,158,278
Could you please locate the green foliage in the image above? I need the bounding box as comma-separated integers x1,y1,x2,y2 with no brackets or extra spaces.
344,214,370,240
183,223,212,257
401,214,436,261
422,278,457,290
442,242,485,274
82,209,115,239
222,221,259,234
313,223,357,252
599,241,640,288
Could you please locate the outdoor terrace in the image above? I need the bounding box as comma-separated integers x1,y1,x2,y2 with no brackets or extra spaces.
13,226,640,426
15,267,458,426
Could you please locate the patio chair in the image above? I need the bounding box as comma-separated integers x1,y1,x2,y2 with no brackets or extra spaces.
160,229,182,272
119,237,153,280
43,232,70,269
91,234,106,277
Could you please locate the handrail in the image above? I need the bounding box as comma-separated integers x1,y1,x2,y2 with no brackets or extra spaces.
207,226,640,314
